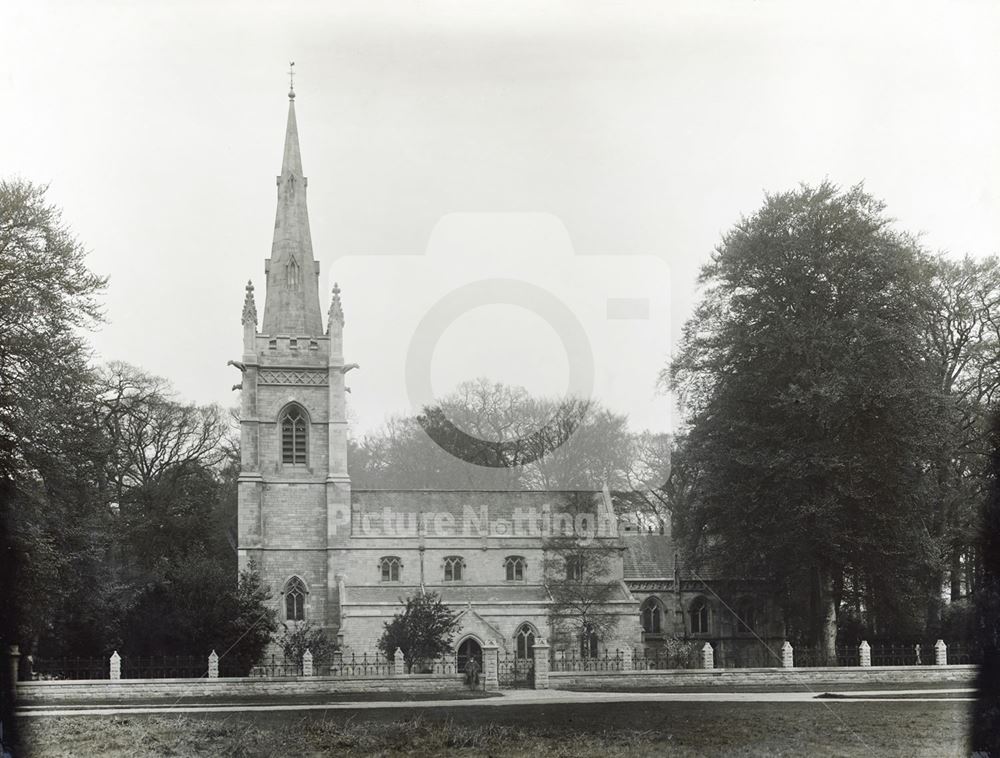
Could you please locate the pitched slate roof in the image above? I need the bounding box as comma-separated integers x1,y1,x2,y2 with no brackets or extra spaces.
621,532,722,582
622,533,676,579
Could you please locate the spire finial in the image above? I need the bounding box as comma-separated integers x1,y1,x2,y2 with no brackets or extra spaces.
328,282,344,331
242,279,258,327
288,61,296,100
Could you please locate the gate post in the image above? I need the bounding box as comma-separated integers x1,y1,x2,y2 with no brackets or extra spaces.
393,648,405,676
302,649,313,677
208,650,219,678
935,639,947,666
483,640,499,691
620,646,634,672
781,641,794,668
859,641,871,667
9,645,20,698
701,642,714,669
532,638,550,689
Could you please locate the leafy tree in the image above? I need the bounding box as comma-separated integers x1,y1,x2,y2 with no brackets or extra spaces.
543,494,624,653
349,378,659,495
669,182,950,658
377,591,459,672
0,179,106,484
0,179,107,657
971,410,1000,756
921,256,1000,629
225,561,279,675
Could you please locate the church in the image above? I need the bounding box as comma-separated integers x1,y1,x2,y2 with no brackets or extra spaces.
234,85,777,666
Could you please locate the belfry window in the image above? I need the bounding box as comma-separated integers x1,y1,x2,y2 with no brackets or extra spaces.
444,556,464,582
504,556,526,582
380,556,401,582
281,405,307,464
284,576,306,621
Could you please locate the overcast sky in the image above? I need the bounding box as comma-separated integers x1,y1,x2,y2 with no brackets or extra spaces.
2,1,998,437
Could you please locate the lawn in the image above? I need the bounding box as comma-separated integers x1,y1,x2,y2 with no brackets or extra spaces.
16,700,970,757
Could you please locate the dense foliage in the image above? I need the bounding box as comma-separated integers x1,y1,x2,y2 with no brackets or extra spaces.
0,182,275,675
377,592,460,672
668,182,995,656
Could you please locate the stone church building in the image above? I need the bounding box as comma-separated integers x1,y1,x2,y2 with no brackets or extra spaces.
235,87,774,665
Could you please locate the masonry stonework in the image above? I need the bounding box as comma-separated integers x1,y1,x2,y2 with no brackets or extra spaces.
236,88,647,666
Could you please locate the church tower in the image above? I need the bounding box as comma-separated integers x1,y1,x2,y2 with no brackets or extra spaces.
236,79,352,641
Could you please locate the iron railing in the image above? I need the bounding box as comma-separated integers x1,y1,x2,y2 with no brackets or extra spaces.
791,645,862,668
329,652,395,677
28,657,110,680
120,655,207,679
631,647,703,670
27,640,975,681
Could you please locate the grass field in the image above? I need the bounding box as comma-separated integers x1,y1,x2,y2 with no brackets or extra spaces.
16,700,971,757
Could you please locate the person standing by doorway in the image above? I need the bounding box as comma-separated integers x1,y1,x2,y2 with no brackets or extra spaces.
464,656,480,691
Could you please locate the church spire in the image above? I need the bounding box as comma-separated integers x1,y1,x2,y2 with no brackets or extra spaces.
261,71,324,337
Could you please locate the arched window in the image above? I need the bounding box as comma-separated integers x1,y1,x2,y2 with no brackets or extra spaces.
280,405,307,464
284,576,306,621
565,555,584,581
690,598,710,635
736,601,756,634
580,623,598,658
444,556,464,582
515,623,535,659
641,598,662,634
380,556,402,582
504,556,526,582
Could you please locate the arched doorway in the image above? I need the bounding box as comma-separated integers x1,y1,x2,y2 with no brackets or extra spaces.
457,637,482,672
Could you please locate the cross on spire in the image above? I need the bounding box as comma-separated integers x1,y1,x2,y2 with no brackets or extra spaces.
288,61,296,99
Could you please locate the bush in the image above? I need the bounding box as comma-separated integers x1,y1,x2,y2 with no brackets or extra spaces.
377,591,459,672
654,636,701,668
279,621,336,664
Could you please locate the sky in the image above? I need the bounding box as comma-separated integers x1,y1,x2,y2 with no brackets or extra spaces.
2,1,998,437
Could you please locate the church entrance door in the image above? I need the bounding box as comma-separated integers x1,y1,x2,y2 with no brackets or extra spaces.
457,638,483,673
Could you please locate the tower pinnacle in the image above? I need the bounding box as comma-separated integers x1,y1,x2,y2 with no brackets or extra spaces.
328,282,345,332
288,60,295,100
241,279,257,326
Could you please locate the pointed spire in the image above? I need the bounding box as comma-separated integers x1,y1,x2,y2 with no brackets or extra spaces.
328,282,344,331
261,74,323,337
281,95,303,176
242,280,258,327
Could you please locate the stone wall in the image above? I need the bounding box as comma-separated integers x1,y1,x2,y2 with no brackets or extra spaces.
17,674,464,704
548,664,977,690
